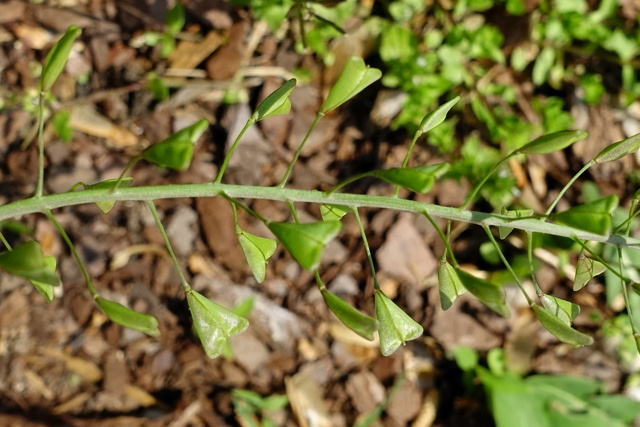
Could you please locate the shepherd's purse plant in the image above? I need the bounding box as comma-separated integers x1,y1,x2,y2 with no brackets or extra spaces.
4,26,640,358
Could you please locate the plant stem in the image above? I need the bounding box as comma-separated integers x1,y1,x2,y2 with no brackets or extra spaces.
544,162,593,216
483,225,533,305
1,183,639,248
277,113,323,188
423,211,458,266
112,156,142,193
215,120,253,184
35,92,46,198
353,208,380,291
44,209,98,297
146,201,190,291
393,131,423,197
0,232,11,251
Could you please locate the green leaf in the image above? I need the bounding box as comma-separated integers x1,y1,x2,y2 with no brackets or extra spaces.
0,241,61,286
95,296,160,336
540,294,579,326
30,256,57,302
456,268,504,304
320,57,382,114
551,195,619,235
532,304,593,346
267,221,341,270
40,25,82,92
589,395,640,424
186,289,249,358
517,130,588,155
319,204,349,221
78,178,134,213
372,163,450,194
452,346,479,371
374,290,423,356
417,97,460,135
532,46,555,86
252,78,296,122
147,73,169,101
321,288,378,341
142,119,209,171
165,1,185,35
51,110,73,142
237,229,277,283
498,208,534,239
573,254,606,291
437,259,466,310
593,133,640,164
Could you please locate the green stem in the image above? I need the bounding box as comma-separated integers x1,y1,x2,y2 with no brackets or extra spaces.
393,131,423,197
44,209,98,297
423,211,458,267
278,113,323,188
221,193,269,224
461,156,512,210
214,120,254,184
326,171,376,194
146,201,190,291
544,162,593,216
353,207,379,291
1,183,639,247
35,92,46,198
483,225,533,305
618,246,640,337
112,156,142,193
526,232,544,298
0,232,11,251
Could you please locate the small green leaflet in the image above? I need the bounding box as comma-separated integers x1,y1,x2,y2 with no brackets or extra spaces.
95,296,160,336
417,96,460,135
187,289,249,359
551,195,618,235
532,303,593,347
252,78,296,122
455,268,509,317
594,132,640,164
573,254,606,291
437,259,466,310
516,130,588,155
30,256,57,302
540,294,579,326
0,241,60,287
320,57,382,114
319,204,349,221
142,119,209,171
374,290,423,356
321,288,378,341
267,221,341,270
236,228,277,283
373,163,450,194
75,177,134,213
40,25,82,92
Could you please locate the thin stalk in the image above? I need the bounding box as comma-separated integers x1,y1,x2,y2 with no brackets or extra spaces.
278,113,323,188
544,162,593,216
35,92,47,198
0,232,11,251
393,131,422,197
574,239,628,283
287,200,299,223
112,155,142,193
526,232,544,298
314,270,326,291
618,246,640,337
423,211,458,267
221,193,269,224
353,207,380,291
214,120,253,184
44,209,98,297
483,225,533,305
146,201,190,291
326,171,376,194
461,156,512,210
1,183,640,248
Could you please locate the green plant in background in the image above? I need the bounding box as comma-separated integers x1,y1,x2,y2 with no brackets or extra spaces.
138,1,185,58
5,26,640,369
452,346,640,427
231,389,289,427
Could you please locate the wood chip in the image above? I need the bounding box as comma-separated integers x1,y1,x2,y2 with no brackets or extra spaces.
41,348,102,383
168,31,224,70
70,106,138,148
286,373,334,427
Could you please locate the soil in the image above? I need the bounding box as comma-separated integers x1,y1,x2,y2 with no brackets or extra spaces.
0,1,636,426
